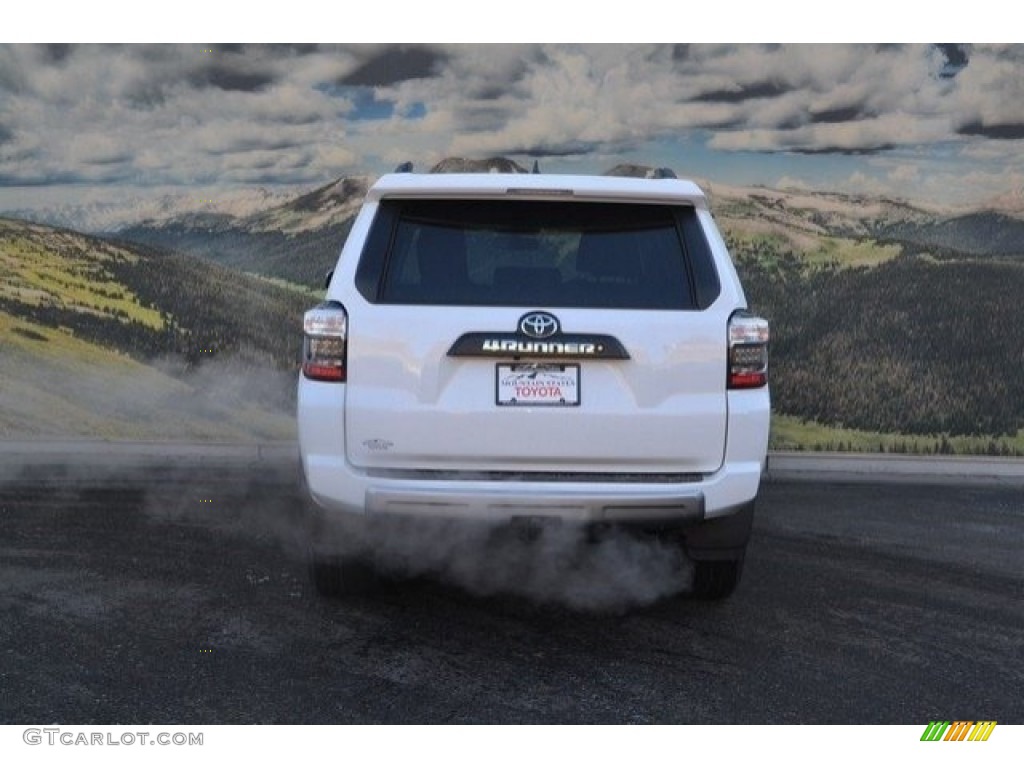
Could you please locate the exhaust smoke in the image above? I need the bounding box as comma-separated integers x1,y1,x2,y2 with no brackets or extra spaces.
318,515,695,613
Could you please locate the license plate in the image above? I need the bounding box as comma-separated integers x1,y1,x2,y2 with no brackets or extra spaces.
496,364,580,407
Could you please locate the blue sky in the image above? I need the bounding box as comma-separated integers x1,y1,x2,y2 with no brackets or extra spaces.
1,42,1022,215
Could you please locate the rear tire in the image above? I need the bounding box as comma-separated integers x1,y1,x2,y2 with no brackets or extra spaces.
691,557,744,601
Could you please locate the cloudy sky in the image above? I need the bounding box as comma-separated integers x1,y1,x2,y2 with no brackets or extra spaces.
1,42,1022,214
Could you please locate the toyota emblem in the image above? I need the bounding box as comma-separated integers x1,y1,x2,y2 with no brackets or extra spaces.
518,311,560,339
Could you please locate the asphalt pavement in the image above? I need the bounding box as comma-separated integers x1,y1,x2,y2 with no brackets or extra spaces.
0,443,1021,723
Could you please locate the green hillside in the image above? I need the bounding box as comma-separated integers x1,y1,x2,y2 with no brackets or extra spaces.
732,239,1024,455
0,218,309,440
115,221,351,289
712,186,1024,455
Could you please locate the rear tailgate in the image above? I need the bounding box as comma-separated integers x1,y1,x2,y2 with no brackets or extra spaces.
344,305,726,474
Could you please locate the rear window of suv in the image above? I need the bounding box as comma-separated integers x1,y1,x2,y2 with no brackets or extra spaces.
355,199,721,310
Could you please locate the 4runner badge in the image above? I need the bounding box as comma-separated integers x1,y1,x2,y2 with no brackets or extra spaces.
446,308,628,359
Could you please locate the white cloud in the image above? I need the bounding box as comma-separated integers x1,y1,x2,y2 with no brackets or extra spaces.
887,163,921,186
948,45,1024,130
1,43,1023,208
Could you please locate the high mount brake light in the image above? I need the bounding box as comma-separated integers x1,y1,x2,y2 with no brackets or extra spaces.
728,313,769,389
302,302,348,382
504,187,575,197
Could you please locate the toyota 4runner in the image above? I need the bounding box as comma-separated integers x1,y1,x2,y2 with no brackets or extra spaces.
298,169,770,600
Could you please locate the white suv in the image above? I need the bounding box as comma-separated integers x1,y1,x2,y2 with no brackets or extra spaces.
298,169,770,600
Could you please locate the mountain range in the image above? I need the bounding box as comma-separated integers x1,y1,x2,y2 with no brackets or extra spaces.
7,161,1023,290
112,177,369,287
3,186,302,235
3,159,1023,448
712,183,1024,259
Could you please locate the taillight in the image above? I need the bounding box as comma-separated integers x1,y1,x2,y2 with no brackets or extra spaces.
728,312,769,389
302,302,348,382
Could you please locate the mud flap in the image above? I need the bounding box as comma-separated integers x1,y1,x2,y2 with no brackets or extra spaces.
684,502,755,561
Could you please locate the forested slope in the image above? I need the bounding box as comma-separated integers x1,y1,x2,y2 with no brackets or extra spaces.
733,239,1024,440
0,217,312,439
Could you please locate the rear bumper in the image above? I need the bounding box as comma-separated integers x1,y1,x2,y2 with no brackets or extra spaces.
365,482,704,526
298,376,768,531
302,453,763,529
